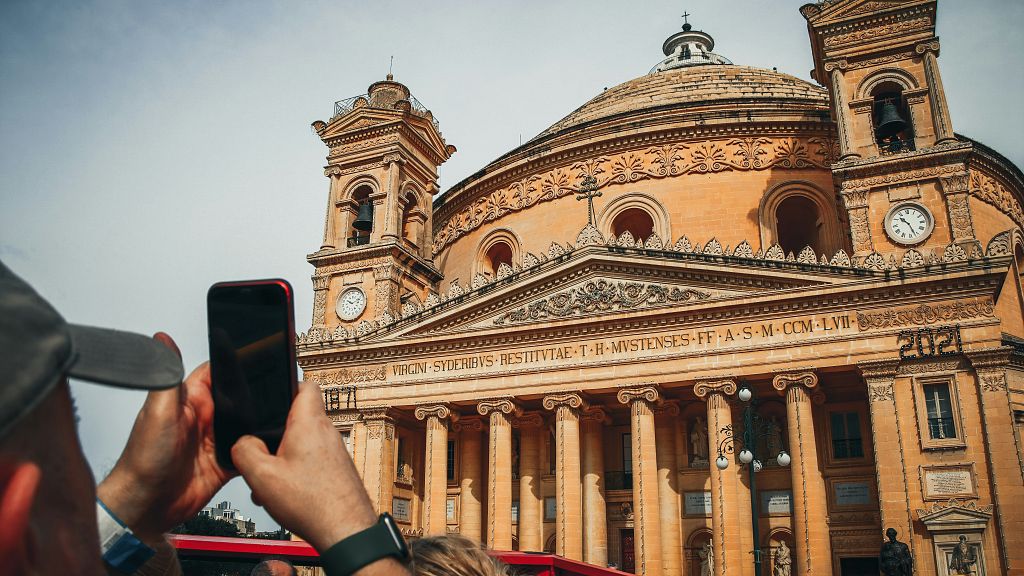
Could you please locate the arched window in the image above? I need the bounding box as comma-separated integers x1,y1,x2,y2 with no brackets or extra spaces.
611,208,655,243
776,195,822,256
870,81,915,155
400,191,426,251
760,181,844,258
348,184,374,247
477,229,520,278
485,241,513,275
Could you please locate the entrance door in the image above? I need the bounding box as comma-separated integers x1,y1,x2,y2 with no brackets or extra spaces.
840,557,879,576
620,529,635,573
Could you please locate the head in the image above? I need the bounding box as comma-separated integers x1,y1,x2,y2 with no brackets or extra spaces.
409,534,510,576
0,260,183,574
250,557,298,576
886,528,898,541
958,535,967,544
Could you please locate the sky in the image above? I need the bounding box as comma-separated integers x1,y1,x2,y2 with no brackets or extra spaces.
2,0,1022,533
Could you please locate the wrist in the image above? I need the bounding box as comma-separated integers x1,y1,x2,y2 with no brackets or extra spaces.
310,511,376,552
97,470,161,545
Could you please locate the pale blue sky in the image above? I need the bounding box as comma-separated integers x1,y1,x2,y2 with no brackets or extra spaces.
2,0,1021,532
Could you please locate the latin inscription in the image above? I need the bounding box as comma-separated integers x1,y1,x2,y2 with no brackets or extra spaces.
392,497,411,522
924,468,974,498
684,491,712,517
834,481,872,507
391,313,855,378
760,490,793,515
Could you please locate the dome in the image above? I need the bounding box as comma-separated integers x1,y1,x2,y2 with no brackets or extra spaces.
533,65,829,142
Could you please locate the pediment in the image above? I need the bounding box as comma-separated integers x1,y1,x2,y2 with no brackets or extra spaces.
917,500,992,531
809,0,929,26
319,109,401,141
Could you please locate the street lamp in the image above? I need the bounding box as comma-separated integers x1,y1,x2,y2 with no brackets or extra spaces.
715,386,793,576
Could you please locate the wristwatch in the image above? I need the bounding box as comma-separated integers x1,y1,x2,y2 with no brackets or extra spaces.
321,513,409,576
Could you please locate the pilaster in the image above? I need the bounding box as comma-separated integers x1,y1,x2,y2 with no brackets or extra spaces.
381,155,402,241
917,42,956,145
654,400,683,575
617,385,663,576
477,398,521,550
414,403,458,536
772,371,831,576
939,172,982,254
542,392,587,561
361,406,397,515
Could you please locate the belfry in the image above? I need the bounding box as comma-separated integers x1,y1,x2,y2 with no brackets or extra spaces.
299,2,1024,575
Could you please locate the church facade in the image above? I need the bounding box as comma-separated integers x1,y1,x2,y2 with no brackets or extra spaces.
297,1,1024,575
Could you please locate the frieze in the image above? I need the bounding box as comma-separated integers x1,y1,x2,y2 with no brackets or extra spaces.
823,16,931,47
980,374,1007,393
839,161,964,193
896,358,962,376
329,134,399,156
492,280,712,326
856,297,994,331
432,137,837,256
971,170,1024,232
309,365,387,386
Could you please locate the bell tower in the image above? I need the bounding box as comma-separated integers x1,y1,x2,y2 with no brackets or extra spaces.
306,75,455,336
802,0,980,260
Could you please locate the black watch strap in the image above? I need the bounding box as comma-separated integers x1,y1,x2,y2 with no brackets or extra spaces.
321,513,409,576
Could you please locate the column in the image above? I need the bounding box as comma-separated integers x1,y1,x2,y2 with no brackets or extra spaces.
617,386,663,576
321,167,340,249
415,403,457,536
857,361,915,563
478,398,520,550
360,407,397,515
455,416,485,543
581,407,610,566
381,153,402,241
311,275,330,331
968,349,1024,575
917,43,956,144
826,64,860,160
517,413,545,552
694,379,744,576
654,401,683,575
542,393,586,561
772,372,832,576
939,173,981,254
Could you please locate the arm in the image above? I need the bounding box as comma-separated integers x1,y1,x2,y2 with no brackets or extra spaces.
232,382,409,576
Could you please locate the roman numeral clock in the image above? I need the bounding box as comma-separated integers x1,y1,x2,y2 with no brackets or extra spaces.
884,202,934,245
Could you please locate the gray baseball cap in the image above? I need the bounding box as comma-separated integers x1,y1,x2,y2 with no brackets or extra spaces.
0,259,184,437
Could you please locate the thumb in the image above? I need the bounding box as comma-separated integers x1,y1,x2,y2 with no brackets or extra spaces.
231,435,272,477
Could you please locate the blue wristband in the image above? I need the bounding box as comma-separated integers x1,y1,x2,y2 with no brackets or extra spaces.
97,498,156,573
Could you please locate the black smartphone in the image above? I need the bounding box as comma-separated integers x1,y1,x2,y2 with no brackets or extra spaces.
207,279,298,471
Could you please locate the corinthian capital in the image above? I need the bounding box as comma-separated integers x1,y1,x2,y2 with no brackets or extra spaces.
616,385,661,406
693,378,737,400
414,403,458,423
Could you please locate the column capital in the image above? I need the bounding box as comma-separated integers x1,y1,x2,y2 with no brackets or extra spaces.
693,378,736,400
477,397,522,418
616,385,661,407
966,346,1013,373
654,399,681,417
453,415,485,433
772,371,819,396
857,360,900,384
515,412,546,429
542,392,588,414
414,403,459,423
915,39,941,56
581,406,612,425
361,405,396,422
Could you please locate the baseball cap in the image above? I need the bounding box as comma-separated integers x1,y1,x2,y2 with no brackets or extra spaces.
0,259,184,437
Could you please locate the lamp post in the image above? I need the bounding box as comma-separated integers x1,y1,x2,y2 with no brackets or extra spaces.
715,385,792,576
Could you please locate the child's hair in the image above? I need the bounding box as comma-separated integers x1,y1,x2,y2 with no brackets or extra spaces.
408,534,511,576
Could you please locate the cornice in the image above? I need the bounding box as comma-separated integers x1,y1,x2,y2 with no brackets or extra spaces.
965,347,1013,373
307,241,442,283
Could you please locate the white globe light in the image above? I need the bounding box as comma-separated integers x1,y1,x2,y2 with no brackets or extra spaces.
777,450,792,467
715,455,730,470
738,387,752,402
739,449,754,464
752,460,763,472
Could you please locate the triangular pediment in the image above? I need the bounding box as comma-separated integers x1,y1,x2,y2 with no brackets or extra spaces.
808,0,930,26
319,109,402,141
917,500,992,531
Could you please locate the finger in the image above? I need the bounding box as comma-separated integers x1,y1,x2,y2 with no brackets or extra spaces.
231,435,272,476
183,363,214,421
291,381,326,417
250,491,263,508
152,332,182,360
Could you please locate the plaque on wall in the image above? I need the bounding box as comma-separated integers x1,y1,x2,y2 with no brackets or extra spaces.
834,481,872,507
392,497,411,523
512,501,519,523
922,464,976,500
760,490,793,515
684,491,712,517
447,496,457,522
544,497,556,521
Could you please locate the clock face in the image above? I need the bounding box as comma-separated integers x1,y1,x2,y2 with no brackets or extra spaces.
336,287,366,321
885,204,932,245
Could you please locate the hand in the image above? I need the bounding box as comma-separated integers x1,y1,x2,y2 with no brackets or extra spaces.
97,333,234,544
231,382,376,552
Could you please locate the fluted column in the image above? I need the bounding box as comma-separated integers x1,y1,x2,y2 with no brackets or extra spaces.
917,42,956,144
617,386,663,576
455,416,485,543
581,407,610,566
542,392,586,561
478,398,521,550
517,413,545,552
694,379,744,576
361,407,397,515
415,403,457,536
772,372,831,576
655,401,683,575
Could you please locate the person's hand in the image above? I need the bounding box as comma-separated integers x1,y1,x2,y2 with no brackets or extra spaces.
97,333,234,544
231,382,376,551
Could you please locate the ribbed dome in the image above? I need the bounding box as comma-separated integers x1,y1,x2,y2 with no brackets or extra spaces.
534,66,828,141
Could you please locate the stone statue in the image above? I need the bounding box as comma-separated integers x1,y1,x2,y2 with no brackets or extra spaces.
773,540,792,576
699,540,714,576
691,416,709,461
948,535,977,575
880,527,913,576
766,416,784,460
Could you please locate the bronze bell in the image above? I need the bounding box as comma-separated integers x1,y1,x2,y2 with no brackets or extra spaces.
352,202,374,231
875,100,908,139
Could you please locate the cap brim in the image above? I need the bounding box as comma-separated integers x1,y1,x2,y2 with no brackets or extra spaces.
66,325,184,390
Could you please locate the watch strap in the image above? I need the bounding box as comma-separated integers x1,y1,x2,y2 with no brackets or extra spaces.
96,498,156,573
321,514,407,576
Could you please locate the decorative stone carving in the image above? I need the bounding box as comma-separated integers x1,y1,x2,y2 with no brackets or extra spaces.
823,16,931,47
423,292,440,309
772,371,818,394
476,398,522,418
378,310,395,326
693,378,737,399
414,403,457,422
797,246,816,264
495,262,514,279
733,240,753,258
985,230,1013,257
471,273,489,290
310,365,387,387
644,233,664,250
401,299,421,319
856,297,994,330
830,249,851,267
616,231,635,248
901,249,924,268
542,392,588,413
943,242,968,263
674,236,692,252
971,171,1024,231
356,319,377,336
863,252,887,271
616,385,661,406
548,242,567,259
703,237,723,255
765,244,786,261
447,280,464,300
980,374,1007,393
868,384,895,403
575,224,605,248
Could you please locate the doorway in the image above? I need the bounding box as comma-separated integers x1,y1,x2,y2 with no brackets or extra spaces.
620,529,635,573
840,557,879,576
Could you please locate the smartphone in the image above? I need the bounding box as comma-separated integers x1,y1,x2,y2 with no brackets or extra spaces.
207,279,298,471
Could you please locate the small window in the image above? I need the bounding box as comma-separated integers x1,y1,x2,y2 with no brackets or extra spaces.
912,376,966,450
622,432,633,473
486,241,513,276
776,195,821,256
871,87,915,155
830,412,864,459
447,440,456,483
923,383,956,440
612,208,654,243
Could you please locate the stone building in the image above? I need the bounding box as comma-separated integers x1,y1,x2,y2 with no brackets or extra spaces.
298,1,1024,575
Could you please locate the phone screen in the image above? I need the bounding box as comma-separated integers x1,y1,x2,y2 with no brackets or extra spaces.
208,280,297,470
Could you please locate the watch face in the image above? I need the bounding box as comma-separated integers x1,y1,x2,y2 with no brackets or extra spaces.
336,287,366,321
886,203,932,245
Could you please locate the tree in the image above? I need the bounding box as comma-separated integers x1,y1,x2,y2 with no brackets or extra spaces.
172,514,241,537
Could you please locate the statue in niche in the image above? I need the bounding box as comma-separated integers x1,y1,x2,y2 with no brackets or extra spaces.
773,540,792,576
698,540,714,576
690,416,709,466
948,535,978,575
879,527,914,575
765,416,784,462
